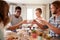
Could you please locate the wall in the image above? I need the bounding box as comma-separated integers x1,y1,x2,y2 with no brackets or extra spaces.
9,4,50,20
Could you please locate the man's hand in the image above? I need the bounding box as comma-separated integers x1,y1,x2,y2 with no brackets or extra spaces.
22,20,27,24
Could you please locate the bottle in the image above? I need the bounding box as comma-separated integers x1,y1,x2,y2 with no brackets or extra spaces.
37,32,43,40
38,36,42,40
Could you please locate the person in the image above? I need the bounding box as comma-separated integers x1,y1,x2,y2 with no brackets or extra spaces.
31,8,46,29
8,6,26,31
35,8,43,21
10,6,23,26
0,1,10,40
33,1,60,40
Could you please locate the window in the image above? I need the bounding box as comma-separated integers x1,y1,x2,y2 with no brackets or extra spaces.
27,8,34,20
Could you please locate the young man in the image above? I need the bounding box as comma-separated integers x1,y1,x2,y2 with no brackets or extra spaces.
33,1,60,40
11,6,23,26
8,6,26,31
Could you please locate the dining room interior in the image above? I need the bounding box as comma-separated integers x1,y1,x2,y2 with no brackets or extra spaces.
2,0,60,40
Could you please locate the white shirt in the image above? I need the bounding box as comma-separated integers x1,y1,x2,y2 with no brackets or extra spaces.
0,22,4,40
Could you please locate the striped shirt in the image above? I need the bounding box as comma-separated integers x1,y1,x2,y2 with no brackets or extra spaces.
49,16,60,37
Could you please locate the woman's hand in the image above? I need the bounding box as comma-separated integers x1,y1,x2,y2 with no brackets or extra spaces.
31,20,37,24
40,20,48,25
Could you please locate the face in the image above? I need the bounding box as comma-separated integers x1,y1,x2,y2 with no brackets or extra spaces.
50,4,56,14
15,9,21,17
35,10,41,17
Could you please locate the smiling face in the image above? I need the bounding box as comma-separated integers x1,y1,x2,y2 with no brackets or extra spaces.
15,9,21,17
50,1,60,15
50,4,56,14
15,6,21,18
35,8,42,18
35,10,41,17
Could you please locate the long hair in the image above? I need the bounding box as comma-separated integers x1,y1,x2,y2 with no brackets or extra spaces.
52,1,60,9
51,1,60,14
0,1,10,26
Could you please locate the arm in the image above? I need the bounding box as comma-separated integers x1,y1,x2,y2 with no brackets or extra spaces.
7,20,27,31
32,20,48,30
41,20,60,35
45,22,60,35
35,21,48,30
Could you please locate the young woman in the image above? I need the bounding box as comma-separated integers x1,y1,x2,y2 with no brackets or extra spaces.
0,1,10,40
31,8,46,30
0,1,27,40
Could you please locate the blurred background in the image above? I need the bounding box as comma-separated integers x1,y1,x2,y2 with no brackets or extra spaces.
3,0,60,40
4,0,60,21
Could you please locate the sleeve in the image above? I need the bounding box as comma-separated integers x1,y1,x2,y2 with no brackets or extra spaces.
57,19,60,29
0,30,4,40
21,17,23,21
58,24,60,29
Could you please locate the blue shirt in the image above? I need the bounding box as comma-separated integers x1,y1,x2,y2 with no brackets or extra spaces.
49,16,60,36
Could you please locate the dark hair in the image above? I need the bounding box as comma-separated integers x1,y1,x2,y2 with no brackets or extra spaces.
0,1,10,26
36,8,42,13
52,1,60,9
52,1,60,14
15,6,21,10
